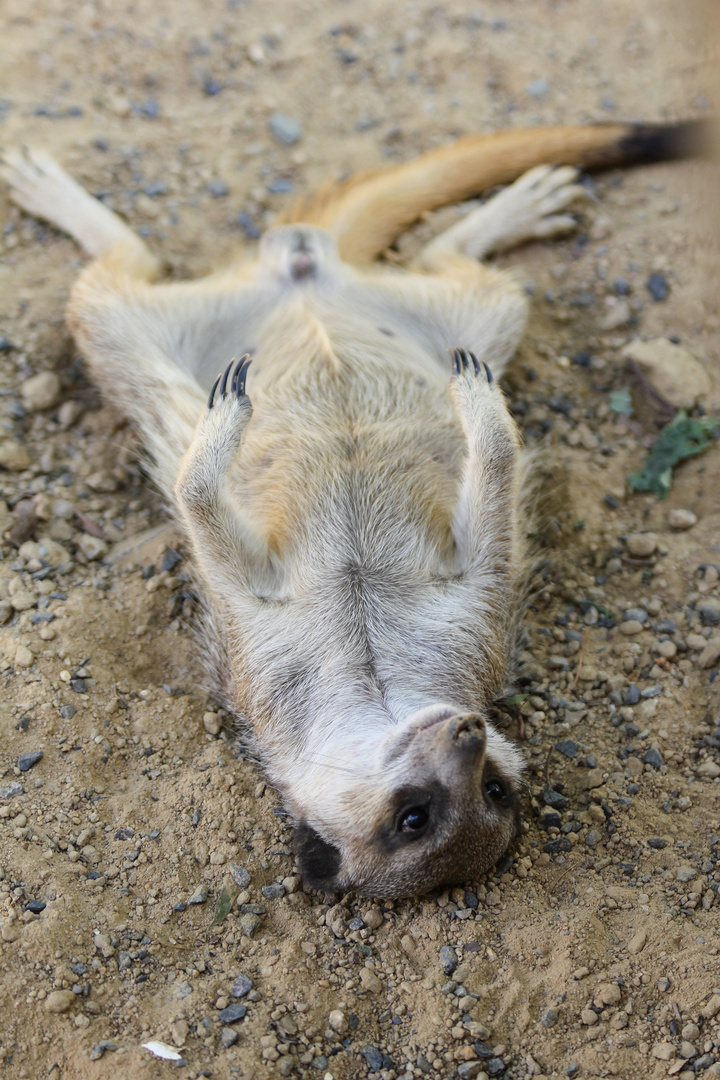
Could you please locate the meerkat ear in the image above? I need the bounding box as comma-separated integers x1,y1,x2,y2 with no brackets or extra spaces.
293,821,342,891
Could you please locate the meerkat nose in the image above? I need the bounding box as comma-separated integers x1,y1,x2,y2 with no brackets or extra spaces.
449,712,486,750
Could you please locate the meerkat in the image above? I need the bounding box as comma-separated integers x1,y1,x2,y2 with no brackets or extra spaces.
0,120,707,897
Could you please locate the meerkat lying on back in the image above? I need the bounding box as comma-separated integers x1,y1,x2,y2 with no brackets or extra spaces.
1,121,706,897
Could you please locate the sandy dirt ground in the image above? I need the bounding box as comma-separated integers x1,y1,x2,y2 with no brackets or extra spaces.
1,1,719,1079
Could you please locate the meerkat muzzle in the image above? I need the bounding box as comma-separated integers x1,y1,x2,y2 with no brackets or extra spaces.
448,713,486,751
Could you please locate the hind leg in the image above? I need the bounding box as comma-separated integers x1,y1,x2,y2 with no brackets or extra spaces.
1,146,159,275
416,164,585,269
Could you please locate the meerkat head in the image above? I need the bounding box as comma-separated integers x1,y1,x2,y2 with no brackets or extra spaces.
292,706,523,899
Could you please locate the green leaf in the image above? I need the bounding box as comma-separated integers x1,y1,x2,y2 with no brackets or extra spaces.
211,886,234,926
609,387,633,416
628,411,717,499
503,693,529,706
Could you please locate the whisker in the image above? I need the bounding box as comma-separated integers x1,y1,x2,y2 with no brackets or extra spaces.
294,756,367,776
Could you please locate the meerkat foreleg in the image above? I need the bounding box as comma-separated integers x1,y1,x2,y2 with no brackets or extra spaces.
448,348,521,576
416,164,585,270
175,356,276,604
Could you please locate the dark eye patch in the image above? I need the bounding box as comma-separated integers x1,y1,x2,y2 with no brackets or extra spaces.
373,782,450,853
484,774,515,811
293,821,341,890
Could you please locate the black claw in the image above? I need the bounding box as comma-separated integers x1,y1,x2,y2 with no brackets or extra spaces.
468,350,481,375
218,360,234,398
229,355,245,395
483,361,494,384
235,355,252,399
208,373,222,409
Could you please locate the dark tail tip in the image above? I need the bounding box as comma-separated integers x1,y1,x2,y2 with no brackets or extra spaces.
617,119,715,166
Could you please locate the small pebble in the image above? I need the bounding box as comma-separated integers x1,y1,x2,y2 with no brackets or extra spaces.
543,787,568,810
261,883,285,900
668,508,697,530
627,928,647,955
0,440,32,471
203,711,222,735
439,945,458,975
218,1003,247,1023
17,751,43,772
698,600,720,627
220,1027,238,1048
646,272,669,301
526,77,549,98
45,990,77,1014
642,748,664,769
626,532,657,558
268,111,303,146
239,913,262,938
187,884,208,905
698,639,720,669
363,907,384,930
230,865,251,888
359,967,382,994
231,973,253,998
89,1041,118,1061
22,371,62,412
677,865,696,882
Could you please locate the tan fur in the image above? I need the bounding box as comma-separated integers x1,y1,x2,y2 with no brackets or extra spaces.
0,124,697,897
280,123,645,262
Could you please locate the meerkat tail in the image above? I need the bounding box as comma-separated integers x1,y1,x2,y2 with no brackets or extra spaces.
280,120,713,264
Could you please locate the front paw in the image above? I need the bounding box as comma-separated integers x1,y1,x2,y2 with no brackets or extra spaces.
451,347,494,385
449,347,518,451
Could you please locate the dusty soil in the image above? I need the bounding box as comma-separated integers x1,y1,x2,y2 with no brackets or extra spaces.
1,2,719,1080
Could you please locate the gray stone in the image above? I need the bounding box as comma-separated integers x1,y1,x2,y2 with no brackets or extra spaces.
218,1003,247,1023
187,883,208,905
261,883,285,900
0,782,23,799
239,913,262,938
220,1027,238,1048
642,748,664,769
230,865,251,888
543,838,572,854
268,112,302,146
526,77,549,98
699,600,720,627
17,751,43,772
89,1041,118,1060
439,945,458,975
362,1046,384,1071
231,973,253,998
543,787,568,809
626,682,643,708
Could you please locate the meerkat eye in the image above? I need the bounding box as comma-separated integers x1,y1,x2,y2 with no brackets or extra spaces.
398,805,430,835
485,777,508,804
